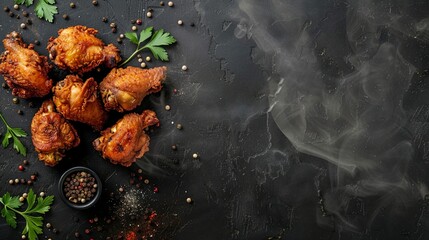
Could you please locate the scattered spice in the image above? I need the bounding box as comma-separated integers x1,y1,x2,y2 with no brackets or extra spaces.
70,2,76,8
160,1,164,6
119,187,124,192
171,144,177,150
8,12,14,18
8,179,14,185
145,56,151,62
153,187,159,193
39,192,45,197
22,11,28,17
62,14,69,20
13,4,19,10
136,19,142,25
17,110,23,115
12,97,19,104
168,1,174,7
102,17,108,22
34,40,40,45
18,165,24,171
46,223,51,228
109,22,116,28
92,0,98,6
119,33,125,39
164,105,171,111
177,20,183,25
181,65,188,71
186,197,192,203
176,123,182,130
2,82,8,89
138,58,143,63
146,11,152,18
25,19,32,25
3,6,9,12
192,153,198,159
140,62,146,68
131,25,137,31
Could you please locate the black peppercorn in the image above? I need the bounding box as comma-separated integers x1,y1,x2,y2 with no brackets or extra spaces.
22,11,28,17
70,2,76,8
34,40,40,45
2,82,8,89
26,19,32,25
92,0,98,6
63,14,68,20
4,6,9,12
102,17,108,22
8,12,14,17
17,110,23,115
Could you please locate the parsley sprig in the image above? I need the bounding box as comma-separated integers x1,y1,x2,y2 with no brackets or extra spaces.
0,189,54,240
120,27,176,66
14,0,58,23
0,111,27,156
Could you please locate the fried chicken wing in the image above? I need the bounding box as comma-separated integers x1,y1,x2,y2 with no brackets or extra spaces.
0,32,52,98
100,66,167,112
53,75,108,130
93,110,159,167
47,25,121,74
31,100,80,166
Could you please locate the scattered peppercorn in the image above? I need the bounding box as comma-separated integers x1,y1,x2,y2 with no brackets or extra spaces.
168,1,174,7
145,56,151,62
186,197,192,203
27,180,32,185
138,58,143,63
177,20,183,25
23,160,28,165
18,165,24,171
20,23,26,29
8,12,14,17
160,1,164,6
171,144,177,150
3,6,9,12
119,33,125,39
131,19,136,24
22,11,28,17
63,14,69,20
176,123,182,129
165,105,171,111
30,174,37,181
74,232,80,238
136,19,142,25
144,179,149,184
192,153,198,159
16,15,20,19
13,4,19,10
19,196,25,202
39,192,45,197
52,228,58,233
12,97,19,104
17,110,23,115
20,179,25,184
84,229,90,234
34,40,40,45
21,235,26,239
2,83,8,89
190,22,195,27
8,179,14,185
119,187,124,192
117,38,122,43
92,0,98,6
132,25,137,31
181,65,188,71
70,2,76,8
46,223,51,228
22,193,28,198
146,12,152,18
109,22,116,28
102,17,108,22
140,62,146,68
26,19,32,25
14,178,19,184
111,28,117,33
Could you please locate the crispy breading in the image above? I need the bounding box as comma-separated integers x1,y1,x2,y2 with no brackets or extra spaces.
0,32,52,98
100,66,167,112
53,75,108,130
47,25,121,74
93,110,159,167
31,100,80,166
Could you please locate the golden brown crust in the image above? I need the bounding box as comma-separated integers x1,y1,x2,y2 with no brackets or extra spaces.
31,100,80,166
93,110,159,167
100,66,167,112
47,25,121,74
53,75,108,130
0,32,52,98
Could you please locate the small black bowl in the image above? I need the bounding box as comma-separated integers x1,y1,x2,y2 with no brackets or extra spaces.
58,166,102,210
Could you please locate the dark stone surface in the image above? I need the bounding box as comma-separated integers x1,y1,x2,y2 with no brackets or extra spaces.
0,0,428,239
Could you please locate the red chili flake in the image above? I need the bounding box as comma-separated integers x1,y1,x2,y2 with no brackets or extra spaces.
149,211,157,221
84,229,90,234
173,88,178,94
88,219,94,224
136,19,142,25
18,165,24,171
138,176,143,181
126,231,137,240
153,187,159,193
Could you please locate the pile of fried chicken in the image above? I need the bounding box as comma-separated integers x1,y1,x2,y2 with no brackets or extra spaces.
0,26,167,167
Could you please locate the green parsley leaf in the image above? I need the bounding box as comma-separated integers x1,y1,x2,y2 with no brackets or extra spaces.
120,27,176,66
34,0,58,23
0,112,27,156
0,190,54,240
125,32,138,45
14,0,34,6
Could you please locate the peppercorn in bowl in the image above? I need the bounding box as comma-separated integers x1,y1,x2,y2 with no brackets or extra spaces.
58,166,102,210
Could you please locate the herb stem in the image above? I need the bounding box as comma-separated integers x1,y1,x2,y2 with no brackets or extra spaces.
119,47,147,67
0,112,10,128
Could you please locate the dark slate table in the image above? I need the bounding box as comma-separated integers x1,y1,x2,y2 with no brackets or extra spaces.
1,0,429,239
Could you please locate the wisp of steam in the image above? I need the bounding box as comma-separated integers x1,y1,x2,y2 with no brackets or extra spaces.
233,0,424,232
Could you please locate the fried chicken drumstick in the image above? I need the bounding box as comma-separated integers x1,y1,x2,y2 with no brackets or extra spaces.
100,66,167,112
53,75,108,130
47,25,121,74
93,110,159,167
31,100,80,166
0,32,52,98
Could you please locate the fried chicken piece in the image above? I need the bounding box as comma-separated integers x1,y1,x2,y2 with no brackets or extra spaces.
93,110,159,167
53,75,108,130
100,66,167,112
0,32,52,98
47,25,121,74
31,100,80,166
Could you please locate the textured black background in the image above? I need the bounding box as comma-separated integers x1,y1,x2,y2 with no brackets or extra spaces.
0,0,428,239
